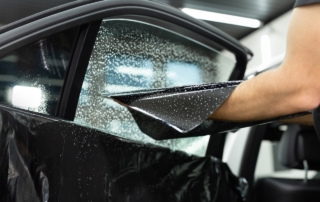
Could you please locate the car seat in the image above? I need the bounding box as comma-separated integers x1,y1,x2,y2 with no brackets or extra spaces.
253,125,320,202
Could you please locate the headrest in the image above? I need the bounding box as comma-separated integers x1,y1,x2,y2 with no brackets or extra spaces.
278,125,320,170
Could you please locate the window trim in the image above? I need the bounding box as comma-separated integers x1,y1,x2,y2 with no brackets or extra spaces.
0,1,250,79
56,21,101,119
113,15,237,62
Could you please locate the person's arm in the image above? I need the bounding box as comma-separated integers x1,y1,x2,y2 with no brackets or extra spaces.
210,4,320,123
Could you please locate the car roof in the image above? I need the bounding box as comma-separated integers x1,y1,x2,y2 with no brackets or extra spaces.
0,0,253,59
0,0,95,35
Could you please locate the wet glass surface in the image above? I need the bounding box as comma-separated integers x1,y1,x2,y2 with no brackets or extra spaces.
0,27,78,115
74,19,236,156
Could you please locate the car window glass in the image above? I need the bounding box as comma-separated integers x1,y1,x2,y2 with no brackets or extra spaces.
0,27,78,115
74,19,236,156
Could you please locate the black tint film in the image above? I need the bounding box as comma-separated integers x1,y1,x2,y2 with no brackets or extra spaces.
0,27,79,115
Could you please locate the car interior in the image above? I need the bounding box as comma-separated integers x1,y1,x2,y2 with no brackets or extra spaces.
220,122,320,202
251,124,320,202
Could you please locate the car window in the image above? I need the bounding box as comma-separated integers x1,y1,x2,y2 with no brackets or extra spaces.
0,27,79,115
74,19,237,156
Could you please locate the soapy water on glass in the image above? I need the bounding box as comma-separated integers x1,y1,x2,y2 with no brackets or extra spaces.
74,19,237,156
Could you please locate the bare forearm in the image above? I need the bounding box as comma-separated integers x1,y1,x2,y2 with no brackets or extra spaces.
209,69,284,121
210,5,320,123
210,67,318,122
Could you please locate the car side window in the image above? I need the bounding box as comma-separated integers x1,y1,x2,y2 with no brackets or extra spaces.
74,19,236,156
0,27,79,115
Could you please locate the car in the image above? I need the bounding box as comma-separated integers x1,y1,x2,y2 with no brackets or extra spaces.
0,0,316,202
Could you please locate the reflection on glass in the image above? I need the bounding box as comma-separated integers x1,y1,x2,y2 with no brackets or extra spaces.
12,86,42,109
166,62,201,86
75,19,236,156
0,28,78,115
105,55,154,93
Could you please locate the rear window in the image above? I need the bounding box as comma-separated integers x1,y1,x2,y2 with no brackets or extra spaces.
0,27,79,115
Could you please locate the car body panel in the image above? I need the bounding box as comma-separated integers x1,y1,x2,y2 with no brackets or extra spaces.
0,106,247,202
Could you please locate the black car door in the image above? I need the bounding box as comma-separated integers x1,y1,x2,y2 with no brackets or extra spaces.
0,1,251,201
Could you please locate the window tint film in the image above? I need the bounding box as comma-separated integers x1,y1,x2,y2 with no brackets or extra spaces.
0,28,78,115
75,19,236,156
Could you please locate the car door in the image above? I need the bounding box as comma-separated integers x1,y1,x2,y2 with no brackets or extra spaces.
0,1,252,202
